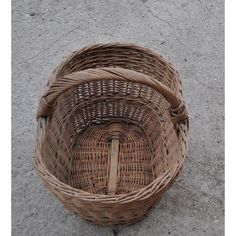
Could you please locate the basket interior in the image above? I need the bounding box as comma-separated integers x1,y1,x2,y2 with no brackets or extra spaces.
40,45,182,195
42,81,181,195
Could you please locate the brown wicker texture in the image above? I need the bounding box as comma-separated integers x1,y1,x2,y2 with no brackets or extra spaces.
34,43,189,226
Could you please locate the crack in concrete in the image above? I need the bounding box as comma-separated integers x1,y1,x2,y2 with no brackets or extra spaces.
19,26,113,66
182,6,223,43
141,0,186,48
197,0,220,20
18,25,81,65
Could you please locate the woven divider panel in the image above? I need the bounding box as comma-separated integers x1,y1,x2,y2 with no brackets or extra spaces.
41,79,180,195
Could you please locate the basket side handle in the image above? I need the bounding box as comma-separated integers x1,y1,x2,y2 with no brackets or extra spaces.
37,67,188,129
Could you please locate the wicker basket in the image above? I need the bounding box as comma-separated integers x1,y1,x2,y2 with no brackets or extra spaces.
34,43,189,226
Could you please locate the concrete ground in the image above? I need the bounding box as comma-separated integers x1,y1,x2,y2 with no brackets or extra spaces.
12,0,224,235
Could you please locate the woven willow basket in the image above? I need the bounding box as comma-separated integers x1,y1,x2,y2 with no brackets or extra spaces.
34,43,189,226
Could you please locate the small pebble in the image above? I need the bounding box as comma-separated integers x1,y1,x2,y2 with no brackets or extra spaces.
184,58,187,62
161,41,165,45
112,229,119,236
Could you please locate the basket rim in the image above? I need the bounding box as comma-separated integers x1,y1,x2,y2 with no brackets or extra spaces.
48,42,183,89
70,42,181,74
34,43,189,203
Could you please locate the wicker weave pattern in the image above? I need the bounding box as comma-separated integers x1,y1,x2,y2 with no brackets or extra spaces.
34,43,188,225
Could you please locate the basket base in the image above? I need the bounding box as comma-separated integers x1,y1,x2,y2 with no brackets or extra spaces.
67,122,154,195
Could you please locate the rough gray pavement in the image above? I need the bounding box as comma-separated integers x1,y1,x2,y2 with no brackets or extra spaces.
12,0,224,235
